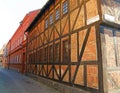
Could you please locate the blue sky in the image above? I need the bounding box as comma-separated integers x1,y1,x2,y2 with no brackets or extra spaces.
0,0,48,49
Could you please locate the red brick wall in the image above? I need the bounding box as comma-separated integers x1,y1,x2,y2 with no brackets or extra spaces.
7,10,39,74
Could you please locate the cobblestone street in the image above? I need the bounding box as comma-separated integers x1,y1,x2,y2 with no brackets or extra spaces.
0,67,60,93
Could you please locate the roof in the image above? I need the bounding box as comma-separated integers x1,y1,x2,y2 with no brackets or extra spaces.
21,9,40,33
26,0,54,32
10,9,40,40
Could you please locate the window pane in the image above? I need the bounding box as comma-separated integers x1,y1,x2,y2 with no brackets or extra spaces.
63,1,68,15
39,49,44,62
50,14,53,25
63,40,69,62
56,8,60,20
55,43,60,62
49,46,53,62
44,47,48,62
45,19,48,28
38,50,41,62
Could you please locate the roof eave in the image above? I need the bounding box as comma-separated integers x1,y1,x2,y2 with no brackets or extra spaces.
26,0,55,32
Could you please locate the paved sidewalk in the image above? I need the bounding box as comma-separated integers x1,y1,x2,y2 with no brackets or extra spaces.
0,67,60,93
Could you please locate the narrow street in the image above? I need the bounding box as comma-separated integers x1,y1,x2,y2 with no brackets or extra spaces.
0,67,60,93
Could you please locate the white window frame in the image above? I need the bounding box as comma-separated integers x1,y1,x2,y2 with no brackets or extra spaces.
56,8,60,20
62,1,68,15
45,19,48,29
50,14,53,25
20,37,22,45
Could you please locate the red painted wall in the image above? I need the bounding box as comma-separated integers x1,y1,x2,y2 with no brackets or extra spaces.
7,9,40,74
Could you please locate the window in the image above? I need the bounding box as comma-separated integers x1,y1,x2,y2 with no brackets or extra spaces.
63,40,69,62
17,55,19,63
45,19,48,29
33,53,35,63
20,37,22,45
24,34,26,40
32,54,34,63
18,39,19,46
19,54,21,63
37,51,39,62
62,1,68,15
31,54,33,63
49,46,53,62
39,49,43,62
55,8,60,20
29,54,32,63
55,43,60,62
44,47,48,62
33,52,36,63
50,14,53,25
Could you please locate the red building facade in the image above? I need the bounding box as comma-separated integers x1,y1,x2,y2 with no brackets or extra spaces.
6,9,40,74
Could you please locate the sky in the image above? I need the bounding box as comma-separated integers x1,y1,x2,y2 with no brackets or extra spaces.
0,0,48,49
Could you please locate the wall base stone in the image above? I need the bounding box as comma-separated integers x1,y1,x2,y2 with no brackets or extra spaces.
26,73,91,93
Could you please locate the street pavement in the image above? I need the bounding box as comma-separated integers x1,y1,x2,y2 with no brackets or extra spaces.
0,67,60,93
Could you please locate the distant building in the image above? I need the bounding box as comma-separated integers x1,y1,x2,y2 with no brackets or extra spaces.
0,44,6,63
0,53,2,63
6,9,40,74
0,55,2,62
0,54,3,62
1,44,8,68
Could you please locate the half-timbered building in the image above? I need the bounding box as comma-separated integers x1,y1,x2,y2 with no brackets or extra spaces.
26,0,120,93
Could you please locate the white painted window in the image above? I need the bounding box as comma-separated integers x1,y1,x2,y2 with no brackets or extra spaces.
19,54,21,63
63,1,68,15
20,37,22,45
24,34,26,40
56,8,60,20
17,55,19,63
18,39,19,46
45,19,48,29
50,14,53,25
